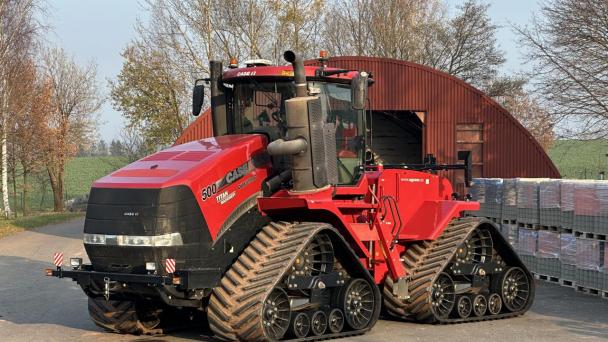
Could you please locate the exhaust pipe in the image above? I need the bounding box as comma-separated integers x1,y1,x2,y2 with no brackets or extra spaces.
283,50,307,98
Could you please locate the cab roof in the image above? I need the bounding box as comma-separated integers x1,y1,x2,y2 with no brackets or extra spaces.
222,65,359,83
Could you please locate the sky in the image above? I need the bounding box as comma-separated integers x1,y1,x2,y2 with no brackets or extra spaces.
48,0,543,142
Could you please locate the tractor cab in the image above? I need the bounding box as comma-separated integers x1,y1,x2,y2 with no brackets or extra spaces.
193,58,370,185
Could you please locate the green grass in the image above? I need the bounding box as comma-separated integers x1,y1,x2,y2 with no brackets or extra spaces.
11,156,128,212
0,211,84,239
548,140,608,179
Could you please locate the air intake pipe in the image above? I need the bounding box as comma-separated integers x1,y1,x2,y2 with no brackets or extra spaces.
283,50,307,98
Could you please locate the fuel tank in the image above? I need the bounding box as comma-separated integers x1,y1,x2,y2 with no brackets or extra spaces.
83,134,272,276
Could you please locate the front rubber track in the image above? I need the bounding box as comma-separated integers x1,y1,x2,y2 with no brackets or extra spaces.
207,221,380,341
88,298,162,335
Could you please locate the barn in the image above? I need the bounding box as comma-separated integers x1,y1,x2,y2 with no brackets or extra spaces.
175,56,560,190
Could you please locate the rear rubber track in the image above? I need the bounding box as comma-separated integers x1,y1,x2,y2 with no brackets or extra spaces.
383,217,534,323
208,221,377,341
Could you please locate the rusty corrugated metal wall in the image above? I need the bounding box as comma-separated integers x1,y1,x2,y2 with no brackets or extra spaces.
175,109,213,145
175,56,560,183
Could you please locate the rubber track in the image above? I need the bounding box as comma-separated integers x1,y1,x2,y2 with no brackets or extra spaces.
383,217,532,324
88,298,162,335
208,221,373,341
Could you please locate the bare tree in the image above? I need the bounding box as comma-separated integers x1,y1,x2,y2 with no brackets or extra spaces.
42,47,101,211
323,0,504,89
0,0,43,217
515,0,608,139
8,60,48,215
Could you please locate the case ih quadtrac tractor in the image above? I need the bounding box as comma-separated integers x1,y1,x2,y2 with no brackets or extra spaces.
48,51,534,341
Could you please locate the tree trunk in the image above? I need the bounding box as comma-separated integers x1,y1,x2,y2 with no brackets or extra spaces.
48,167,64,212
11,152,16,215
1,84,11,218
22,168,28,216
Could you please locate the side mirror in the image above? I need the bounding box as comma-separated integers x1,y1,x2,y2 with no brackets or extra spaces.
192,79,205,116
351,71,369,110
458,150,472,187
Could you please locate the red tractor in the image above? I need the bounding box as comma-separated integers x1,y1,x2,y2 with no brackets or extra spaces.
48,51,534,341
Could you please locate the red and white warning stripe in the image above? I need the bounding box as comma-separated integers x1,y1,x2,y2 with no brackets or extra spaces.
165,258,176,274
53,252,64,267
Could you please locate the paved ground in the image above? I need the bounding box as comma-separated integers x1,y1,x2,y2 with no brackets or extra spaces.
0,218,607,342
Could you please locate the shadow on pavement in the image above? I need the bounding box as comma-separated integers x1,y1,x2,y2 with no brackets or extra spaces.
529,281,608,339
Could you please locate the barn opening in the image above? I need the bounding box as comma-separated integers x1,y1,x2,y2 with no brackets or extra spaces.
369,110,424,164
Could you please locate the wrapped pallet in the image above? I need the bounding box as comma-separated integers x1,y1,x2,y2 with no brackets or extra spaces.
539,179,561,227
574,181,599,232
537,230,561,277
594,181,608,235
484,178,503,219
560,180,577,229
575,238,602,289
517,229,537,256
517,178,543,224
502,178,518,221
500,221,518,248
576,238,601,270
537,230,560,258
560,233,577,282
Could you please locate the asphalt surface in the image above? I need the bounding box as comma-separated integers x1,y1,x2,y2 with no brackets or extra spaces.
0,218,607,342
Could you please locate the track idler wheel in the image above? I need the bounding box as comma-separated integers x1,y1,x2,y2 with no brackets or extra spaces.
289,312,310,338
340,278,376,330
501,267,531,312
262,288,291,340
430,273,456,319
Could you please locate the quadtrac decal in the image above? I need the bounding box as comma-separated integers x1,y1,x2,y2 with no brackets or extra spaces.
201,160,255,203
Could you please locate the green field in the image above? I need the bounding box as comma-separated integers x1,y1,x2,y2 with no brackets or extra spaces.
11,156,128,213
548,140,608,179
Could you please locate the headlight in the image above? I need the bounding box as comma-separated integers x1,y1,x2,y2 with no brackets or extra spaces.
83,232,183,247
152,232,183,247
83,233,106,244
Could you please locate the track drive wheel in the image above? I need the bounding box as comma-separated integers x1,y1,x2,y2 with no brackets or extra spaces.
87,298,162,335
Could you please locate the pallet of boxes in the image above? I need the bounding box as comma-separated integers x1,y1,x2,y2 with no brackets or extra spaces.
471,178,608,299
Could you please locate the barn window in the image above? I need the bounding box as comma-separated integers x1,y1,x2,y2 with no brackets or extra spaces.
456,123,484,180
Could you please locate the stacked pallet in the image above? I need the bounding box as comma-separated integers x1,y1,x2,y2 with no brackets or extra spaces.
470,178,608,299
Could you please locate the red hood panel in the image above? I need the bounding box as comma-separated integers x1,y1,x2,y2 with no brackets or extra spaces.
93,134,272,239
94,134,267,189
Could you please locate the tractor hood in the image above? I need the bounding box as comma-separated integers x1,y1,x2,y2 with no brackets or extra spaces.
94,134,268,189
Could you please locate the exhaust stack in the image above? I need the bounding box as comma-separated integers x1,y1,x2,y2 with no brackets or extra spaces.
267,51,337,192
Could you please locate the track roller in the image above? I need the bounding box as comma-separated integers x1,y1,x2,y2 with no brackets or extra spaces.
487,293,502,315
310,311,327,336
328,309,345,333
472,295,487,317
290,313,310,338
454,296,472,318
